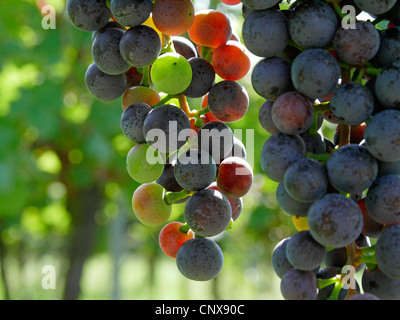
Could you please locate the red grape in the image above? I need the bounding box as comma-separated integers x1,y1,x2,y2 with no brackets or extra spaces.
159,222,194,258
217,156,253,199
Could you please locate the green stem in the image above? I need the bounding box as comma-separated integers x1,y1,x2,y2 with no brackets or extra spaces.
328,281,343,300
317,277,339,290
164,189,191,205
180,223,191,234
201,46,213,63
306,152,331,163
364,67,383,77
139,65,151,87
287,39,305,52
194,117,205,128
151,94,175,108
361,245,376,255
193,105,210,118
354,69,365,83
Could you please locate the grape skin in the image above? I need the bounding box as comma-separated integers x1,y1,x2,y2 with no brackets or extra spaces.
375,27,400,68
272,238,293,279
276,183,312,217
354,0,397,15
291,48,340,100
120,103,152,144
251,57,292,101
184,189,232,237
260,132,306,183
286,231,326,271
242,8,289,58
66,0,110,32
308,194,363,248
375,63,400,109
280,268,318,300
174,148,217,192
258,101,279,134
288,0,338,49
376,224,400,280
241,0,281,10
176,238,224,281
143,104,191,154
110,0,153,28
364,109,400,162
330,82,374,126
283,158,328,203
183,57,215,98
366,174,400,225
119,25,162,68
333,21,380,65
85,63,127,102
326,145,378,195
362,268,400,300
271,91,314,135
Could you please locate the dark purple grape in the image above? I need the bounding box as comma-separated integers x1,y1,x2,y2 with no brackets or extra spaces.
258,101,279,134
326,144,378,194
286,231,326,271
364,109,400,162
156,162,183,193
272,238,293,279
92,21,126,42
375,27,400,68
120,102,152,143
251,57,292,101
324,247,348,268
143,104,191,154
291,48,340,100
288,0,338,48
362,268,400,299
300,132,326,155
271,91,314,135
260,132,306,183
66,0,111,32
110,0,153,27
174,148,217,192
172,36,198,60
354,0,397,15
183,57,215,98
85,63,127,102
223,137,247,160
207,81,249,123
120,25,161,68
280,269,318,300
184,189,232,237
241,0,281,10
276,183,312,217
92,28,131,75
376,224,400,280
330,82,374,126
176,238,223,281
366,174,400,225
333,21,380,65
198,121,234,163
378,159,400,177
284,158,328,203
308,194,363,248
375,63,400,109
242,8,289,58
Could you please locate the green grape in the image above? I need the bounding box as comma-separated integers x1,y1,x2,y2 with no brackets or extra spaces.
126,144,164,183
150,53,193,95
132,183,172,226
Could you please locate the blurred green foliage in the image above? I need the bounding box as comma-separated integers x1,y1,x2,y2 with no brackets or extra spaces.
0,0,315,300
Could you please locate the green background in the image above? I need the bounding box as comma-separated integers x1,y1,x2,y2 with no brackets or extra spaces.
0,0,327,300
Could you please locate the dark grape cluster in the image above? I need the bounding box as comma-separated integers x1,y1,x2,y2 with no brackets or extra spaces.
66,0,253,282
251,0,400,300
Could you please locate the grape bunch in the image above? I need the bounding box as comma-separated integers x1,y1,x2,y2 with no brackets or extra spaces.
66,0,254,282
246,0,400,299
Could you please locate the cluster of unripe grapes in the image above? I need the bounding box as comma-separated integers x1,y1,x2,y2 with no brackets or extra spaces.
248,0,400,300
66,0,253,282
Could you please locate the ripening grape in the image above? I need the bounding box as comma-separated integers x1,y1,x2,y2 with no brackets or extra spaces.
159,222,194,258
188,10,232,48
152,0,195,36
131,183,171,227
122,86,161,111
